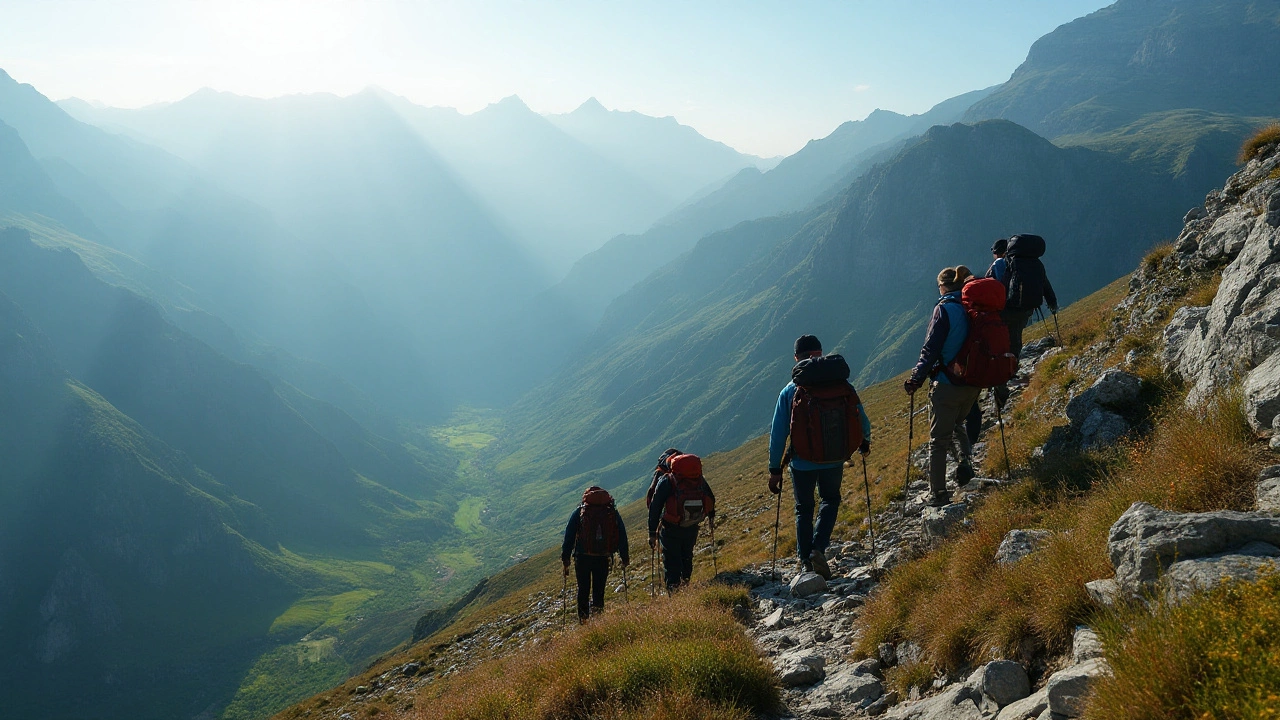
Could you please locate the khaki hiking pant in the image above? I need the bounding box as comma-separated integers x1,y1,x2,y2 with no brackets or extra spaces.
929,382,981,498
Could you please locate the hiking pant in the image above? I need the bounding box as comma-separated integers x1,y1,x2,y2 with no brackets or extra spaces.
1001,308,1036,360
929,382,981,498
791,466,843,561
574,555,609,621
660,523,699,591
966,401,983,446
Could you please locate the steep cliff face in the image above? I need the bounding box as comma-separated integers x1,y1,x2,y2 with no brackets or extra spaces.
1163,136,1280,433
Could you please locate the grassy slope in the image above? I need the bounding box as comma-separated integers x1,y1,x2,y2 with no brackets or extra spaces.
274,270,1132,720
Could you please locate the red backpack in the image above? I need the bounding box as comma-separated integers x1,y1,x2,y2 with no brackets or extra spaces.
943,277,1018,387
789,354,865,464
661,454,714,528
577,486,620,556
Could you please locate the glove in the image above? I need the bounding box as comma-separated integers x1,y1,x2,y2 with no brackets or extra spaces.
562,561,570,577
707,515,716,530
768,472,783,495
649,533,659,550
620,558,630,568
859,439,871,456
904,378,923,395
1048,304,1059,314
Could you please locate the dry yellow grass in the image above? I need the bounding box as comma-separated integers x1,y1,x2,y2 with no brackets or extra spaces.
1239,123,1280,164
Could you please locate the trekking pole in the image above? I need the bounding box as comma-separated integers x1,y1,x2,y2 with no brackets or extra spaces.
623,562,629,604
649,545,656,599
995,400,1014,484
861,454,876,557
1051,310,1063,347
904,391,915,515
561,570,568,629
771,450,789,581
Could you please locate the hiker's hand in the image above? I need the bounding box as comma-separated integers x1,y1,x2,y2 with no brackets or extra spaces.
859,439,871,456
562,562,570,577
1049,304,1059,314
707,516,716,530
649,533,659,550
904,378,922,395
768,472,783,494
620,558,629,568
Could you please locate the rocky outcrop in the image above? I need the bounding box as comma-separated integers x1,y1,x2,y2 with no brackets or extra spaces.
1164,140,1280,431
995,530,1051,565
1258,465,1280,514
1105,501,1280,600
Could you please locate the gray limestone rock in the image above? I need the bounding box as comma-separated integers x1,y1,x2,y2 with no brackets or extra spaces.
1065,370,1141,425
1071,627,1104,664
1108,502,1280,595
762,607,789,628
778,652,826,687
977,660,1030,707
995,529,1052,565
790,572,828,598
883,684,983,720
1084,579,1119,607
807,665,885,707
1079,408,1129,450
923,503,968,541
1163,541,1280,602
1244,352,1280,433
1046,658,1108,717
995,687,1048,720
1259,466,1280,513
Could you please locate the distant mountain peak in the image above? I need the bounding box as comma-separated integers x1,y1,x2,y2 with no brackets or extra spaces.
488,94,532,113
574,97,608,114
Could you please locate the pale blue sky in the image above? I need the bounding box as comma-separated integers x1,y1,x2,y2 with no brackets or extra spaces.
0,0,1112,156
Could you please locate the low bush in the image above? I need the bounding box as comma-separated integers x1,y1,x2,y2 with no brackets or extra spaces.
416,585,780,720
1238,123,1280,164
1086,572,1280,720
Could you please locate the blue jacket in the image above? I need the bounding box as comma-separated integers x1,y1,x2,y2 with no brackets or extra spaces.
769,381,872,472
910,291,969,385
648,475,716,534
561,506,629,564
986,258,1009,287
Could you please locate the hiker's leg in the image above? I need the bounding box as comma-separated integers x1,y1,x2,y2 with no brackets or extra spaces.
950,387,982,467
791,468,818,561
574,559,592,622
1002,309,1033,360
660,525,681,590
679,526,696,585
927,384,951,498
589,557,607,615
812,466,843,554
965,401,983,446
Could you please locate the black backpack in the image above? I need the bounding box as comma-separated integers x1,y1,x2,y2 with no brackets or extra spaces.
645,448,681,508
1005,234,1048,312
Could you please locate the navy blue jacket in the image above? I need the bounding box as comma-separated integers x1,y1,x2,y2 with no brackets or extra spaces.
561,506,629,564
648,475,716,534
986,258,1009,286
910,291,968,385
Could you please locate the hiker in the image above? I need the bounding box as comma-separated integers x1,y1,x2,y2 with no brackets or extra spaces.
967,237,1011,441
904,267,981,507
768,335,871,578
648,453,715,592
1002,234,1058,361
561,486,629,622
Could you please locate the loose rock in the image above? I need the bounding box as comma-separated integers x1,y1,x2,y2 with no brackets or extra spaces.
995,529,1052,565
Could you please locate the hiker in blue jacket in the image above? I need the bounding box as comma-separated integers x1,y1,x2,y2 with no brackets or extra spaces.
768,335,872,578
561,488,629,622
904,266,980,508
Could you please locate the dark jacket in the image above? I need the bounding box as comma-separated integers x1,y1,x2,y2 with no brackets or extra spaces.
561,506,629,564
986,257,1009,286
910,291,968,385
648,475,716,535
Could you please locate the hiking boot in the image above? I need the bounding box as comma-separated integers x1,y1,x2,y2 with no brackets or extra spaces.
797,558,813,575
809,549,832,580
955,463,976,488
926,492,952,508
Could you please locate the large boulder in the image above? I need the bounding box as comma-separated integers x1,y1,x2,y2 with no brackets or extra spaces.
1078,408,1129,450
1108,502,1280,595
1071,627,1104,664
1244,352,1280,434
806,665,885,708
1065,370,1141,424
996,530,1052,565
778,652,826,687
1046,658,1108,717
